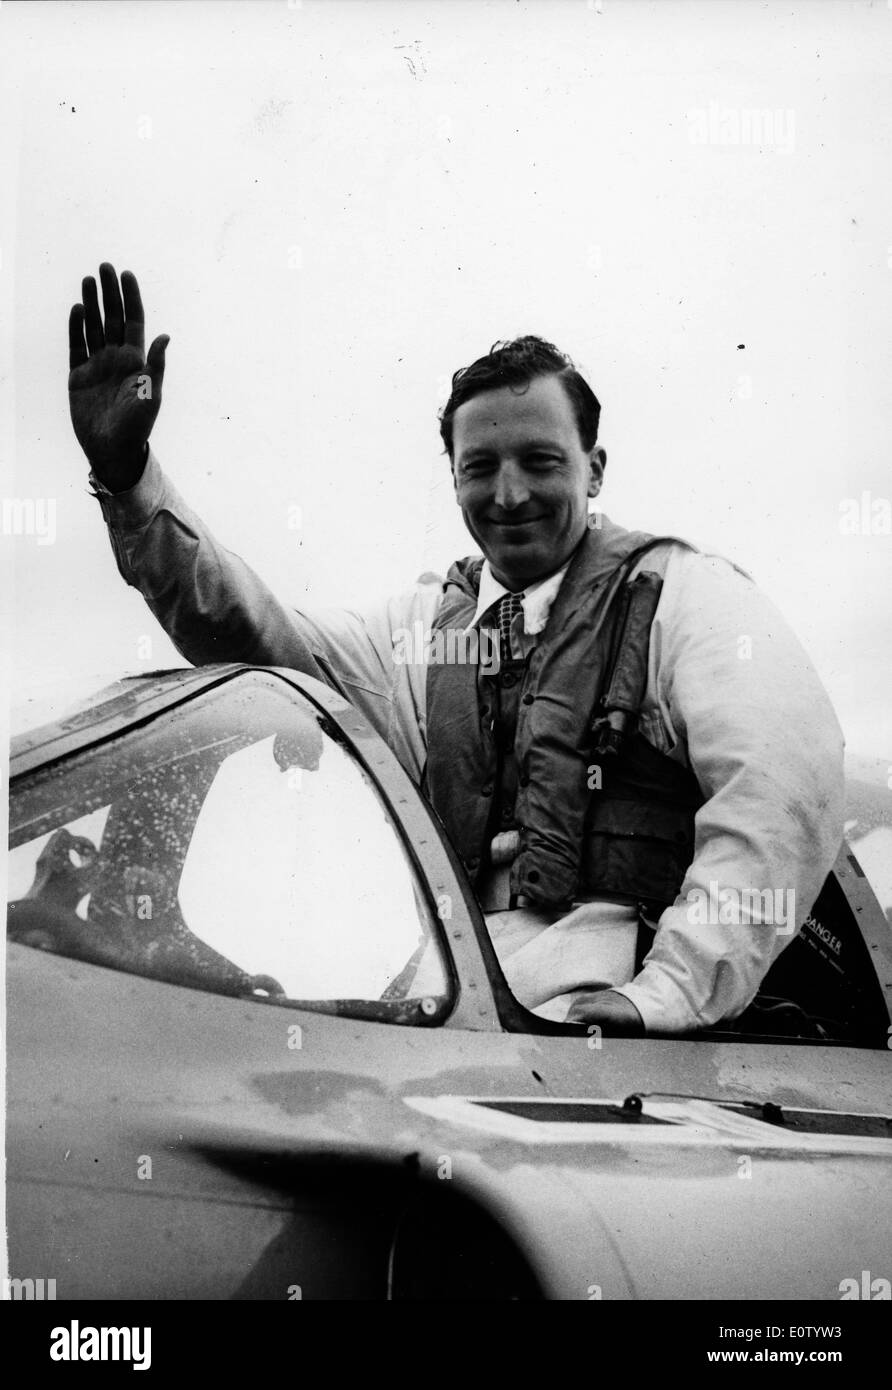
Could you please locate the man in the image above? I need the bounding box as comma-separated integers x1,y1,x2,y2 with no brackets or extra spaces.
68,263,845,1035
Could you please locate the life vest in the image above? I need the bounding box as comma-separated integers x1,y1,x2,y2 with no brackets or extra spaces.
422,517,704,913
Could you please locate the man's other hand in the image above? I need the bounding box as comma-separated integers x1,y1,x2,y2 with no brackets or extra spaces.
565,988,645,1035
68,264,169,492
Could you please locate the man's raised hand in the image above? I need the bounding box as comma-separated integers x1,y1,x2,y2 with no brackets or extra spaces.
68,264,169,493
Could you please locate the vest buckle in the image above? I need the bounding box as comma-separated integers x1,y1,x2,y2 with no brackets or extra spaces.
591,709,632,758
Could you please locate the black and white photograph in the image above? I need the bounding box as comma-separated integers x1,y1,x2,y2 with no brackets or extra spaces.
1,0,891,1345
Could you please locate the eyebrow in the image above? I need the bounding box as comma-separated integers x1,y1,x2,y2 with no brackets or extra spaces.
459,439,566,460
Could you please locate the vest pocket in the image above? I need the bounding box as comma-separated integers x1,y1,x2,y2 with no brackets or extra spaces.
637,708,675,756
580,797,695,910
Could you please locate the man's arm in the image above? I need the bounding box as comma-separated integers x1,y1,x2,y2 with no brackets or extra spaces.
92,447,348,674
90,447,437,780
570,548,845,1035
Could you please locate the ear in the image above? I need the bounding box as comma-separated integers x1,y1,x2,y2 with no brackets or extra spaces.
587,446,606,497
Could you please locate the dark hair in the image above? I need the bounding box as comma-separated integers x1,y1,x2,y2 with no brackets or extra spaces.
439,335,601,459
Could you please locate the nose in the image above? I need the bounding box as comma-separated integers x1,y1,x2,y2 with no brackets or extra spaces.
493,460,531,513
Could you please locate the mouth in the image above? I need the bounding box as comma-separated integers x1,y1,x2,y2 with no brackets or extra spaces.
487,516,546,530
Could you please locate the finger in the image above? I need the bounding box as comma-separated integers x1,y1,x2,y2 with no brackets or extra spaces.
99,262,125,345
121,269,145,353
146,333,169,389
81,276,105,353
68,304,88,369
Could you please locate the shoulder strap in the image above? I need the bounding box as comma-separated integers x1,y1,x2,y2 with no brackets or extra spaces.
591,538,689,757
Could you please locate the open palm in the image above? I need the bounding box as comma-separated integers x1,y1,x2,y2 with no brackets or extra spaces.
68,264,169,491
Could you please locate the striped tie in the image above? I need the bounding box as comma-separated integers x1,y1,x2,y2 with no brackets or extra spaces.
497,591,524,663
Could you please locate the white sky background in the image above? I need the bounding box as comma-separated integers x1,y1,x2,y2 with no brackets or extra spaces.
1,0,891,759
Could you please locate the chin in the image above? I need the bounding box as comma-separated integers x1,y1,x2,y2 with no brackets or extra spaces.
490,549,548,586
468,518,561,577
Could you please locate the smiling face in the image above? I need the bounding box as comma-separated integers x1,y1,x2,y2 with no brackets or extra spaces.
451,373,605,590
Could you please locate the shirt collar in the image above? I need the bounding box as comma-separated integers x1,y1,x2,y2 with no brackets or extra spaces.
471,558,571,637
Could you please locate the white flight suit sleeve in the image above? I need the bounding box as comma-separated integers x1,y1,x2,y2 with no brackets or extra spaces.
90,449,438,780
613,548,846,1034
